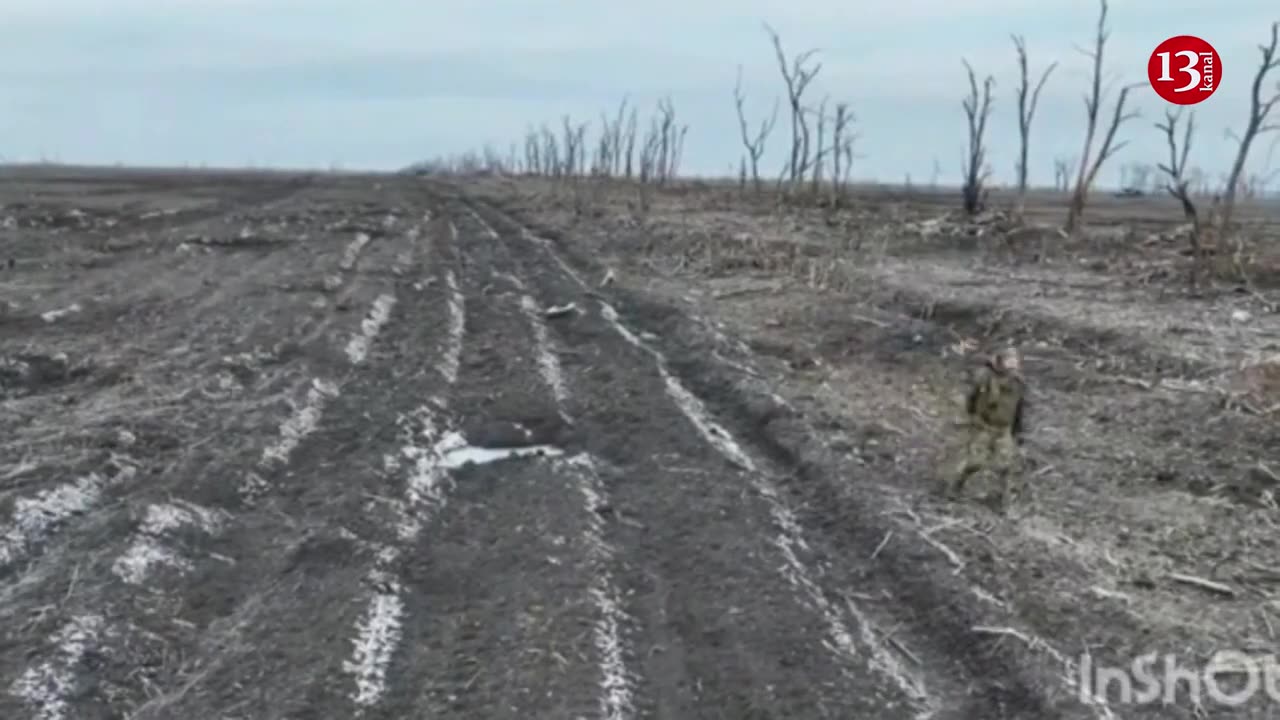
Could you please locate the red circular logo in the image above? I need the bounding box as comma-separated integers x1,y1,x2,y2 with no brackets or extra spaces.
1148,36,1220,105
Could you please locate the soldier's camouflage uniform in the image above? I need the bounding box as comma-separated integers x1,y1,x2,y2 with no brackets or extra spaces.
939,350,1027,511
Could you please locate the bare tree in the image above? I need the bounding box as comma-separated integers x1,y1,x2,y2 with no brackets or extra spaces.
1220,22,1280,231
1155,108,1208,289
1011,35,1057,221
623,107,638,179
830,103,858,206
809,96,830,196
764,23,822,187
1064,0,1141,235
961,59,996,215
610,96,630,176
561,116,587,178
650,97,687,183
734,65,780,192
1053,156,1076,192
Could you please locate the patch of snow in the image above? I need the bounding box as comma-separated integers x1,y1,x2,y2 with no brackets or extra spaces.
562,454,635,720
340,232,371,271
519,295,570,420
260,378,340,467
344,293,396,364
112,502,224,584
39,303,82,323
439,270,465,383
0,465,137,570
9,615,104,720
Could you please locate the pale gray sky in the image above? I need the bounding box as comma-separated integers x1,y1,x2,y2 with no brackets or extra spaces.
1,1,1276,188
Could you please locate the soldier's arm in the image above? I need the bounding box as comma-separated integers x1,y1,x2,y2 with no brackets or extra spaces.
1011,385,1027,442
965,368,988,417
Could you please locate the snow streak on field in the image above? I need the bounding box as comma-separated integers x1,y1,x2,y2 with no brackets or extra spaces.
519,294,570,420
345,294,397,364
0,463,137,571
439,265,465,385
507,262,634,719
343,223,466,711
8,615,105,720
562,455,635,720
112,501,225,585
340,232,371,271
345,545,406,710
242,269,404,500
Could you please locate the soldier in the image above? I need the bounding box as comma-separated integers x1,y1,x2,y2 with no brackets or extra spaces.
938,346,1028,512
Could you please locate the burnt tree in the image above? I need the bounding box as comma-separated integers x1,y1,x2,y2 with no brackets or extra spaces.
764,23,822,188
1064,0,1140,235
961,59,995,215
1220,21,1280,232
1011,35,1057,221
733,65,780,192
1155,108,1207,289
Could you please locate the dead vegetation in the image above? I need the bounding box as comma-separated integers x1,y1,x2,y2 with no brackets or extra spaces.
468,173,1280,716
1010,35,1056,223
419,21,1280,689
959,60,995,216
415,7,1280,293
1063,0,1141,236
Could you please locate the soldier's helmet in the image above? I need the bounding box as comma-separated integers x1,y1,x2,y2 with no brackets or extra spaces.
989,346,1022,375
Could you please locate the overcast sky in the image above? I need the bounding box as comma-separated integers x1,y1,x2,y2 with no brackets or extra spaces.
1,0,1277,188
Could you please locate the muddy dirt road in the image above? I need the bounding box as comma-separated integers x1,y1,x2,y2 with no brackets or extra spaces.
3,169,1244,719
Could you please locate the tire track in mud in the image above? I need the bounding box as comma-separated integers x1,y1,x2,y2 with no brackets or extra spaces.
0,215,429,720
506,266,636,719
338,226,469,714
1,196,407,538
2,290,402,719
0,210,391,593
102,217,444,720
465,202,932,719
352,207,603,719
471,196,1121,720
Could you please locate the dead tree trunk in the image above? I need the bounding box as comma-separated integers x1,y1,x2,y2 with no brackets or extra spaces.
764,23,821,188
1053,156,1076,192
830,104,854,206
623,108,638,179
1064,0,1140,236
1011,35,1057,222
961,59,995,215
1221,22,1280,233
611,96,630,177
1156,108,1206,289
733,66,781,193
809,97,829,197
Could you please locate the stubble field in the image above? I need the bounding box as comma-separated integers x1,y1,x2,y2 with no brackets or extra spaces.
2,165,1279,719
